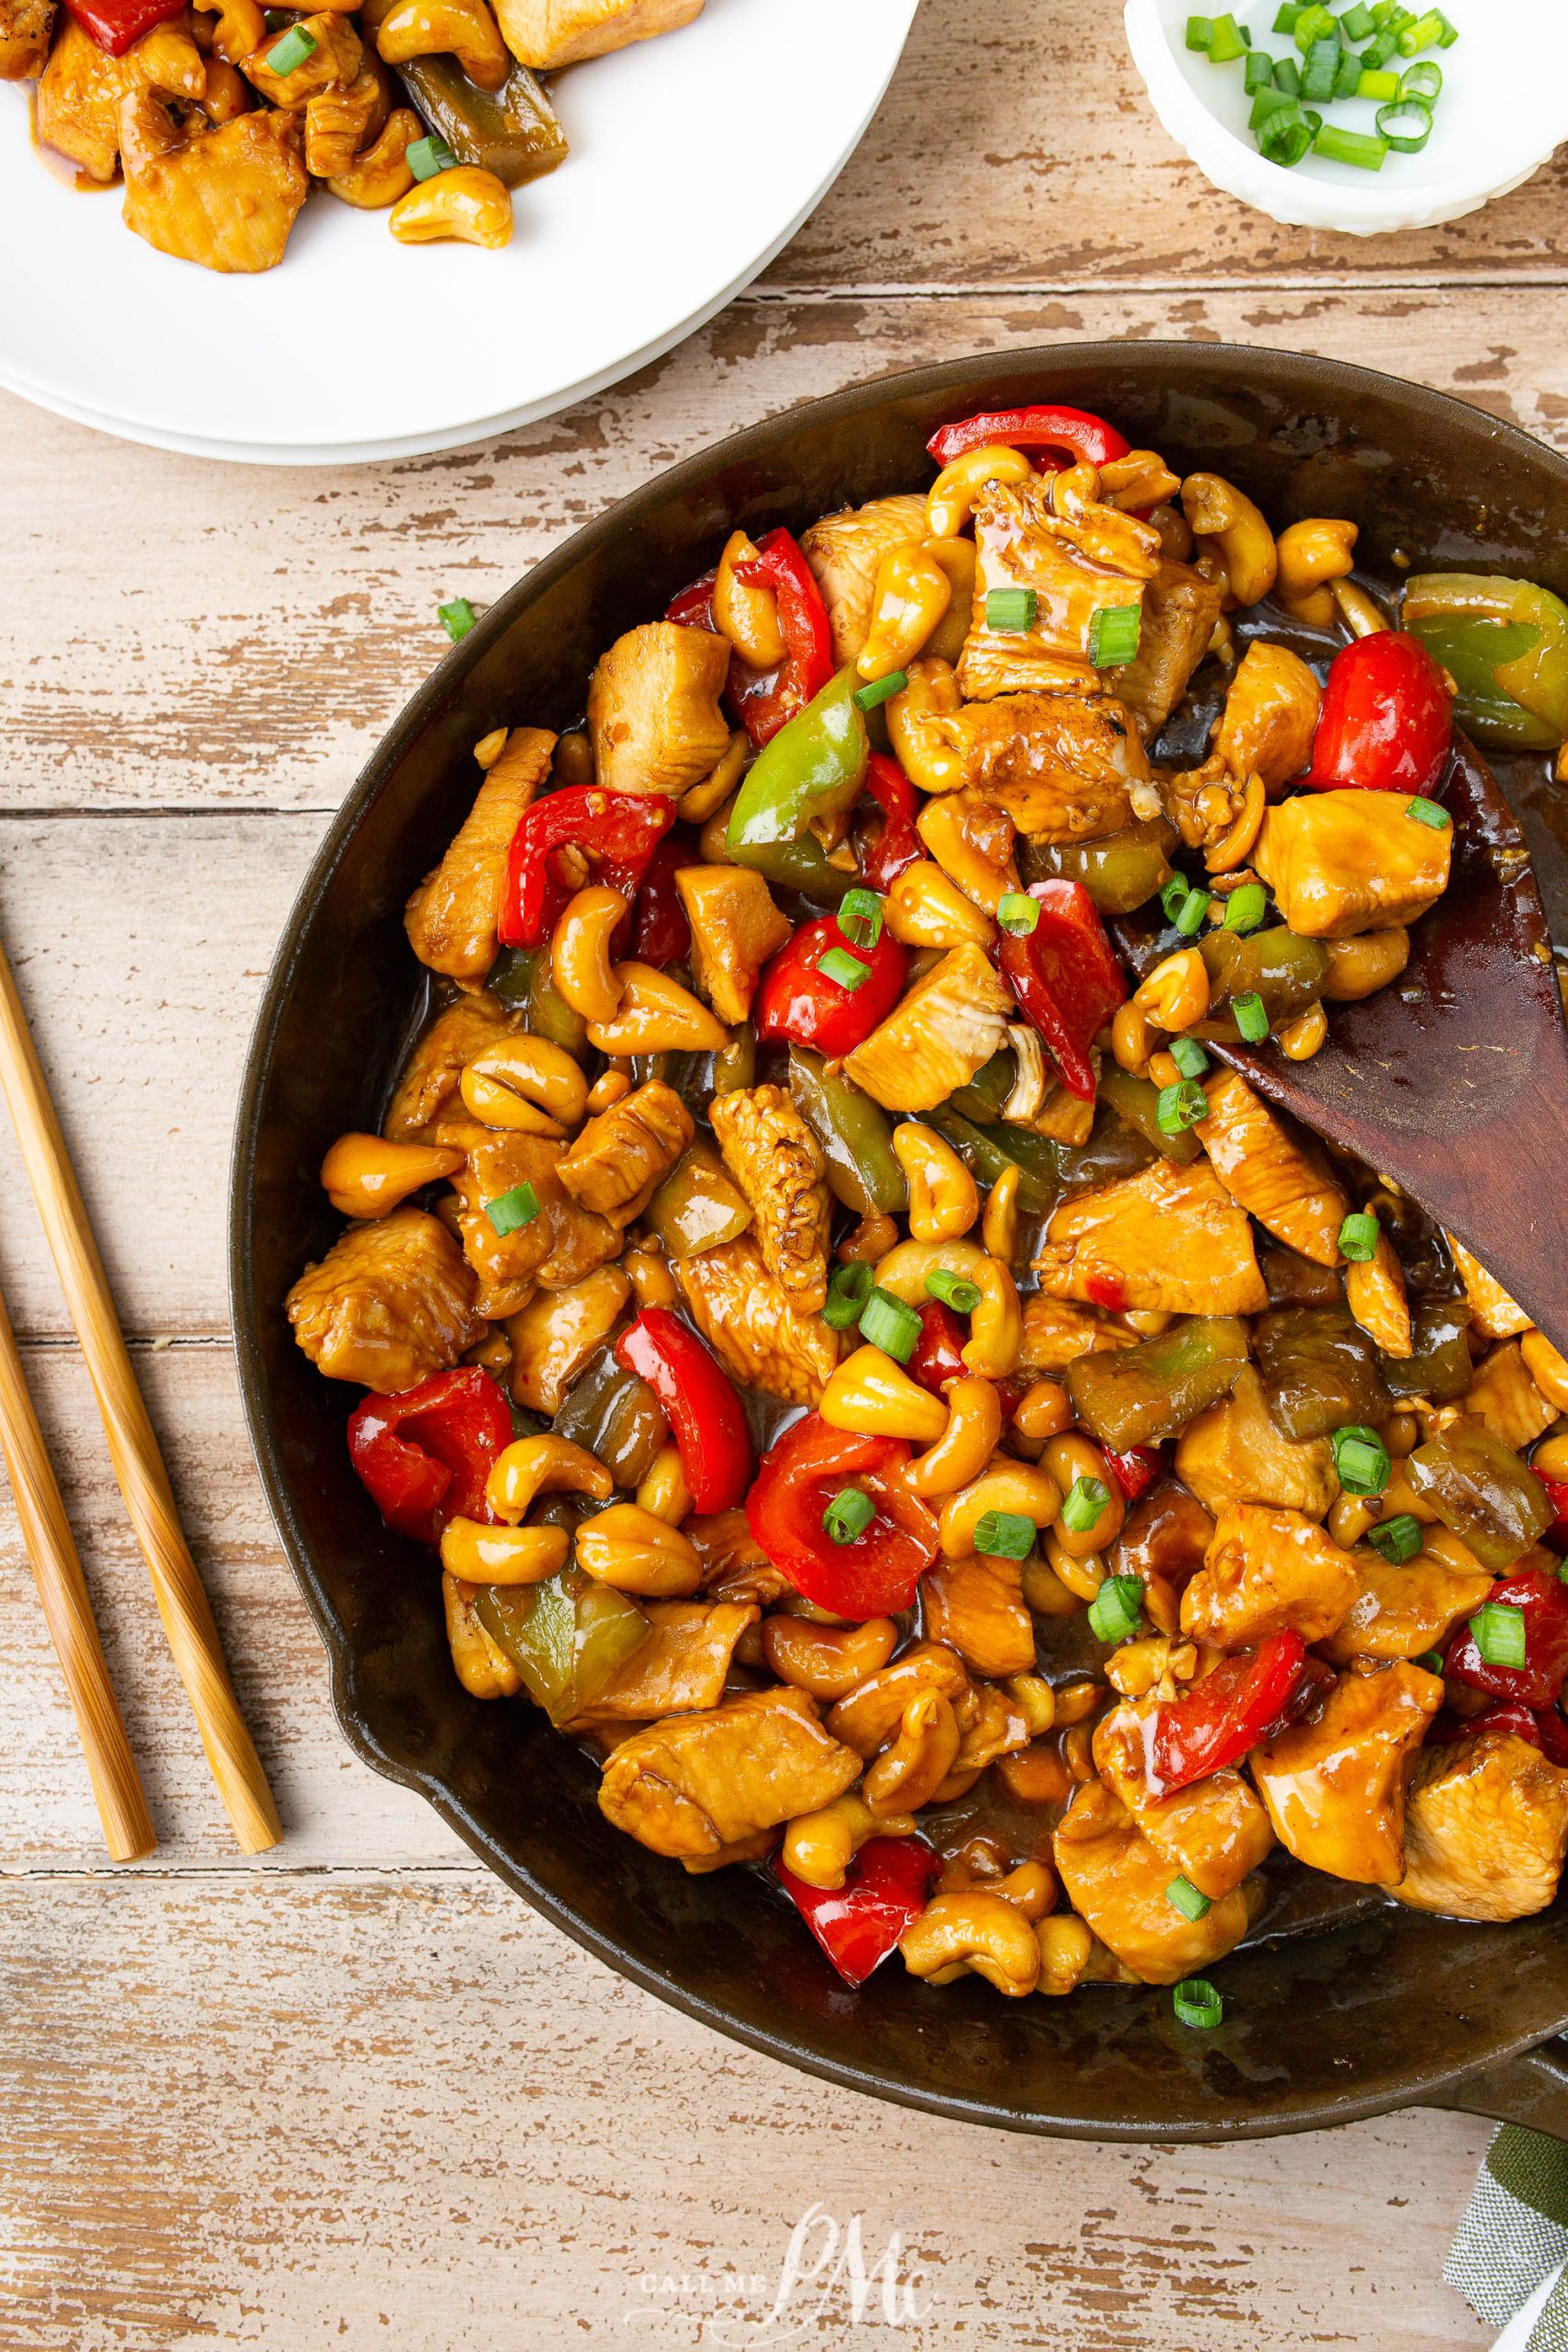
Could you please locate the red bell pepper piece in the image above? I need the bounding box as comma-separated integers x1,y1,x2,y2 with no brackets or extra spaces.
1535,1469,1568,1549
858,752,922,892
908,1300,969,1396
1150,1631,1313,1793
498,787,674,950
614,1308,750,1513
346,1366,513,1548
774,1837,940,1987
1444,1563,1568,1708
747,1412,940,1619
665,571,717,631
63,0,183,53
927,403,1131,475
728,529,835,750
998,878,1128,1102
1448,1698,1568,1768
1104,1444,1165,1502
1304,632,1453,797
753,909,907,1059
631,823,697,968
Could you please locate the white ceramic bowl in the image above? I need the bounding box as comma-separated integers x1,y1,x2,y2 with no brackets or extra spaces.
1125,0,1568,232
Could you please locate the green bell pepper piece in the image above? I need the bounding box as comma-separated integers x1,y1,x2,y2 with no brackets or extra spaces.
727,668,868,897
1021,816,1178,916
1404,571,1568,752
1405,1420,1552,1570
947,1048,1016,1124
1066,1317,1250,1451
1195,924,1327,1040
476,1567,649,1725
485,943,588,1052
926,1105,1060,1220
1097,1066,1202,1166
788,1046,907,1216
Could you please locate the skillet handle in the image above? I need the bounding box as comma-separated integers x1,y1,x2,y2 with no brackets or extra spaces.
1433,2040,1568,2140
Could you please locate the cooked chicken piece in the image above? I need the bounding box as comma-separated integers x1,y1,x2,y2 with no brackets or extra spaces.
504,1261,629,1414
674,865,790,1025
437,1121,618,1316
673,1233,839,1408
1093,1703,1274,1901
120,93,308,274
1033,1158,1267,1318
1447,1232,1532,1340
1463,1340,1556,1453
557,1080,693,1224
566,1599,757,1727
957,477,1162,702
842,944,1013,1116
587,622,731,798
1159,753,1256,857
921,1555,1036,1679
1112,559,1224,739
1213,639,1320,791
1250,1658,1441,1886
916,789,1020,915
287,1204,483,1390
1253,788,1452,939
242,7,361,103
0,0,54,79
800,494,931,666
1175,1364,1338,1519
1195,1069,1350,1267
1019,1293,1138,1374
597,1684,860,1860
383,994,519,1141
1181,1504,1359,1646
493,0,701,67
707,1084,830,1313
1394,1727,1568,1922
302,62,387,178
1322,1532,1493,1665
1346,1233,1412,1358
1052,1781,1258,1984
37,17,204,182
688,1505,794,1609
404,729,553,989
927,694,1156,840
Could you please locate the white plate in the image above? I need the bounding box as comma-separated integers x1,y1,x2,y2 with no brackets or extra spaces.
0,0,918,463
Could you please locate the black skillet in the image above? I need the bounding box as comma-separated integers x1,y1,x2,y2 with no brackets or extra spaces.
231,343,1568,2143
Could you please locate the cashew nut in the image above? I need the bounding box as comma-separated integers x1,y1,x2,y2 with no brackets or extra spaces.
863,1690,961,1815
1043,1531,1104,1603
485,1433,613,1524
761,1614,900,1702
1099,449,1181,513
892,1122,979,1243
826,1642,971,1758
550,885,628,1027
328,106,419,208
1275,516,1359,630
459,1035,589,1136
874,1238,1021,1380
1042,1433,1123,1558
712,532,785,669
1276,1001,1327,1061
1330,577,1391,639
374,0,509,85
857,545,953,682
584,963,728,1056
389,164,513,250
898,1891,1042,1996
622,1244,679,1311
925,444,1032,541
919,537,979,665
938,1458,1062,1560
1035,1912,1095,1996
884,859,995,951
321,1131,462,1218
916,789,1020,915
443,1569,521,1698
1133,947,1210,1032
820,1345,949,1444
1322,927,1411,1001
209,0,265,60
886,658,966,795
1180,472,1278,608
677,729,749,826
635,1442,693,1526
1005,1673,1056,1736
908,1376,1002,1499
1012,1378,1073,1444
575,1503,703,1597
782,1791,913,1891
980,1164,1020,1265
1111,1001,1156,1076
438,1517,570,1586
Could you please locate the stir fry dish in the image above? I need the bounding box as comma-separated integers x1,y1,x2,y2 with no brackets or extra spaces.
287,400,1568,2019
5,0,701,271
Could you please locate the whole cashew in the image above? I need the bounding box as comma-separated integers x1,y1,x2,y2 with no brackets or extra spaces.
761,1615,900,1702
551,886,628,1027
389,164,513,250
897,1892,1043,1996
485,1433,613,1523
938,1457,1063,1560
908,1376,1002,1499
892,1122,979,1242
575,1503,703,1597
873,1239,1021,1379
321,1131,462,1218
863,1690,961,1815
438,1517,569,1586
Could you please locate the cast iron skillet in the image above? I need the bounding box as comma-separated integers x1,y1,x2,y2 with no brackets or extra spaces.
231,343,1568,2143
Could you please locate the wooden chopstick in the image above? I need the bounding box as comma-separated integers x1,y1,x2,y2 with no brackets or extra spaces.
0,939,281,1855
0,1280,155,1861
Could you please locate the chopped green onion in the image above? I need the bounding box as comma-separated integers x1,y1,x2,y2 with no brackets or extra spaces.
1088,1574,1145,1645
1271,54,1301,93
1222,881,1267,933
265,22,316,72
407,132,458,182
1186,12,1213,47
1339,0,1374,35
1232,990,1269,1043
1207,10,1248,60
974,1509,1036,1561
1400,57,1441,96
824,1259,875,1331
1332,40,1364,96
1368,1513,1424,1566
1292,1,1337,50
438,597,476,642
1172,885,1211,936
1160,874,1192,922
1300,35,1341,100
817,946,870,991
1376,96,1432,150
1259,101,1314,164
1356,65,1401,97
1397,6,1444,52
852,671,907,713
1337,1210,1381,1262
1272,1,1301,28
1088,603,1142,668
823,1487,875,1545
1170,1036,1210,1080
837,888,884,950
1173,1977,1224,2030
1415,1648,1445,1672
1435,10,1458,47
1166,1876,1213,1922
1407,795,1450,827
926,1268,983,1314
1360,26,1397,65
1312,121,1387,167
987,588,1037,632
859,1285,923,1363
1332,1423,1392,1496
1062,1475,1111,1534
1156,1080,1210,1136
1470,1600,1528,1669
1244,47,1274,91
485,1181,540,1237
997,892,1040,935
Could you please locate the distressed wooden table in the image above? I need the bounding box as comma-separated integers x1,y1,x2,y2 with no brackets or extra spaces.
6,1,1564,2341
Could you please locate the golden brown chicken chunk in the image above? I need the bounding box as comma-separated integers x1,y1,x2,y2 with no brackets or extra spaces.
438,1121,618,1315
587,622,730,798
1250,1658,1442,1886
597,1685,860,1861
37,17,204,182
688,1505,793,1609
566,1599,757,1728
672,1233,839,1408
242,7,361,103
504,1262,630,1414
1394,1728,1568,1922
1345,1232,1412,1358
674,865,790,1026
843,944,1013,1116
1181,1504,1359,1646
1019,1293,1138,1374
556,1080,693,1225
921,1555,1035,1679
1322,1532,1493,1665
287,1204,483,1390
1195,1071,1350,1268
1463,1340,1556,1453
493,0,702,69
706,1085,830,1314
1175,1363,1337,1518
120,94,309,274
1052,1782,1258,1984
302,62,388,178
1254,789,1452,939
0,0,54,79
1033,1158,1267,1318
1093,1704,1274,1902
800,494,931,666
403,729,553,989
922,693,1155,841
958,478,1162,702
383,994,519,1141
1447,1233,1531,1340
1213,639,1321,791
1113,559,1224,739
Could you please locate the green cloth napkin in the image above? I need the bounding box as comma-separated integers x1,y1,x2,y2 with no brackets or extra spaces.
1449,2128,1568,2345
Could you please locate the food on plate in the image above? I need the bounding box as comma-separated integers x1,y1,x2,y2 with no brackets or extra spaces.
287,394,1568,2023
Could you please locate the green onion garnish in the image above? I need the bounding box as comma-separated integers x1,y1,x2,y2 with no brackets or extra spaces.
1300,35,1340,101
1368,1513,1424,1566
1259,102,1314,166
1207,10,1248,60
1470,1600,1527,1669
1244,47,1274,92
1397,6,1445,51
438,597,476,642
1376,96,1432,150
1313,121,1388,168
997,891,1040,935
1340,0,1374,35
1400,57,1441,96
1271,54,1301,94
818,946,870,991
974,1509,1035,1560
926,1268,983,1314
823,1487,874,1545
1088,603,1142,668
1166,1876,1213,1922
1232,990,1269,1043
987,588,1037,632
1173,1977,1224,2030
1292,1,1337,50
485,1181,540,1236
824,1258,874,1331
1172,886,1211,936
837,888,884,950
1088,1574,1145,1644
407,132,458,182
265,22,316,72
859,1285,923,1363
1186,11,1213,47
1332,1423,1392,1496
1414,1648,1445,1672
1407,795,1450,827
1435,9,1459,46
1272,1,1300,28
852,671,907,713
1170,1036,1210,1080
1062,1475,1111,1534
1222,881,1267,933
1356,65,1402,98
1160,874,1191,922
1337,1210,1381,1262
1332,41,1364,97
1156,1080,1210,1136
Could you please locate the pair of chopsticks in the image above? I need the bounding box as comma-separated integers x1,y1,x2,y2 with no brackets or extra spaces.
0,937,279,1860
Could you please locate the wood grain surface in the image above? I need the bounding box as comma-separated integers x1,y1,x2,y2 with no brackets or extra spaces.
3,0,1556,2336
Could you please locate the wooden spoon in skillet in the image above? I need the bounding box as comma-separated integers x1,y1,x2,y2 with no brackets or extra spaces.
1117,730,1568,1353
